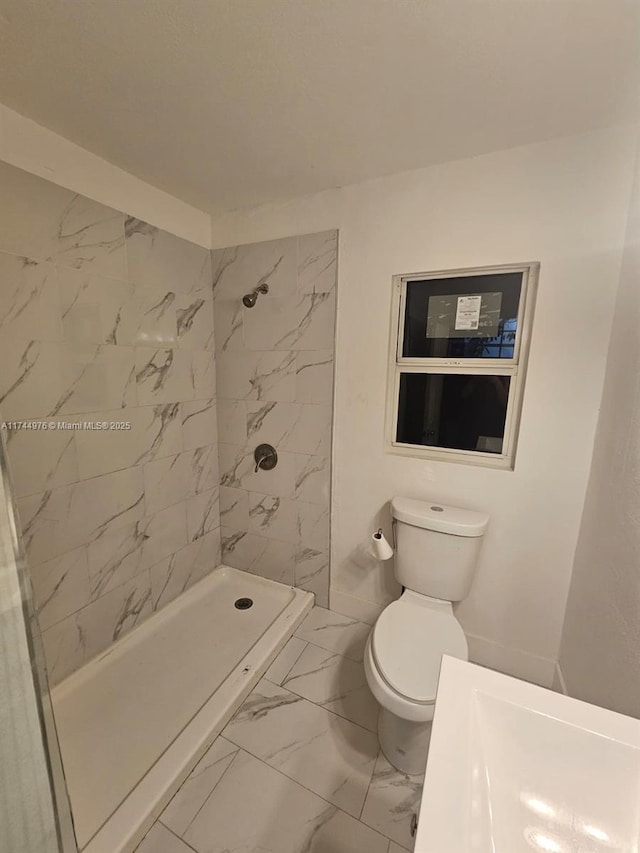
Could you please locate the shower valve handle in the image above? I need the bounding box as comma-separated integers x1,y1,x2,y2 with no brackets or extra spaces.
254,444,278,473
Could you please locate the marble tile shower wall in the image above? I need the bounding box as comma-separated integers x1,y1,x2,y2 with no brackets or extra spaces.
0,162,220,684
212,231,337,607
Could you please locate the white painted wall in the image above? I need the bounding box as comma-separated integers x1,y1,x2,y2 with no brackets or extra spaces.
558,136,640,717
211,126,636,685
0,104,210,247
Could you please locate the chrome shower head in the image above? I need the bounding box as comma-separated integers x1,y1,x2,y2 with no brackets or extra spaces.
242,283,269,308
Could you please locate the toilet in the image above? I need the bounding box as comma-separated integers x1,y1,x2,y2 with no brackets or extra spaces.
364,496,488,775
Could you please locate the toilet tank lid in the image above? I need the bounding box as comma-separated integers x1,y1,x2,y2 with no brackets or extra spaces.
391,497,489,537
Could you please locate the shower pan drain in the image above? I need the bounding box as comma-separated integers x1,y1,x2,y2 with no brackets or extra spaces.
234,597,254,610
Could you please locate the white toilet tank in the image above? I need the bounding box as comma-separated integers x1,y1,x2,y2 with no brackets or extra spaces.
391,497,489,602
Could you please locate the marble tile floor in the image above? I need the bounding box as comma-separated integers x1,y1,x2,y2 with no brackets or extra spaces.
136,606,423,853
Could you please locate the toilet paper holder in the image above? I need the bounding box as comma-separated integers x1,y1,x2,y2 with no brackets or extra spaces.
372,528,394,561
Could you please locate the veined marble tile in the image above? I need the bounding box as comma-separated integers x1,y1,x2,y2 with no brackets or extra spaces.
294,454,330,505
243,449,296,497
150,529,220,611
160,736,239,837
42,571,152,684
219,443,295,497
58,266,133,345
297,501,330,551
30,546,91,632
143,446,218,515
176,295,214,351
264,637,308,686
217,350,296,402
248,493,297,543
246,400,300,447
41,612,84,686
277,292,335,351
135,348,194,405
7,341,136,420
297,230,338,294
222,678,378,817
184,748,388,853
191,350,216,399
181,399,216,451
247,538,296,586
360,752,425,851
54,195,125,277
119,284,179,348
219,486,249,530
0,340,75,421
216,399,247,445
246,400,331,455
213,298,243,352
285,403,332,455
211,246,239,295
242,292,334,352
136,822,192,853
0,163,126,277
5,426,78,498
295,350,334,404
283,642,378,732
220,526,267,571
125,218,212,298
87,502,188,599
294,547,329,607
190,444,220,496
218,443,253,489
74,403,182,480
0,253,63,345
211,236,296,299
18,466,145,567
55,343,137,415
294,606,371,662
186,488,220,541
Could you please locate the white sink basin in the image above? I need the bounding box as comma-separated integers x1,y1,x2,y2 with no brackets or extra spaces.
417,656,640,853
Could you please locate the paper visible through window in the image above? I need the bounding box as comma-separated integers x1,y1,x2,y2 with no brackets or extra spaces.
454,295,482,330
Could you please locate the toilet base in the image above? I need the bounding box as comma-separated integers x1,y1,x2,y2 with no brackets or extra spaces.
378,707,432,776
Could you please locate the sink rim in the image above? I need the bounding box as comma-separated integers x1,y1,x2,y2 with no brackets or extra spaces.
415,656,640,853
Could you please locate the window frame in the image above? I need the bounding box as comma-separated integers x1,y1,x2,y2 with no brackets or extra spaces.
385,262,539,470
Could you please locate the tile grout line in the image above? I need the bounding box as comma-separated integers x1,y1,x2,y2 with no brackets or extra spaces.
174,743,243,841
203,743,390,849
358,751,379,823
155,606,394,849
280,671,378,733
224,647,392,838
264,638,308,686
287,614,411,848
157,821,200,853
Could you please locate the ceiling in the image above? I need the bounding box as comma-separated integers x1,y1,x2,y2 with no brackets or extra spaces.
0,0,637,214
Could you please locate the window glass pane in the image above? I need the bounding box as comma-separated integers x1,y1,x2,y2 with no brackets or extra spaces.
402,272,522,359
396,373,511,453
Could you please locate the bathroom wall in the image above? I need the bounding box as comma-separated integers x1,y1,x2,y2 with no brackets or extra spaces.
0,160,220,684
212,231,337,606
0,103,211,247
210,125,636,685
558,138,640,717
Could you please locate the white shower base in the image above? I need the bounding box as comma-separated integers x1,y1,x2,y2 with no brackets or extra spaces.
50,565,313,853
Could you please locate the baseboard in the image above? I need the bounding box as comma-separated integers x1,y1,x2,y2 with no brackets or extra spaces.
552,661,569,695
465,633,557,689
329,590,561,690
329,588,385,625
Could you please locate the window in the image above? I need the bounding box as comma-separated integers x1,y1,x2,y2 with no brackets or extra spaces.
386,263,538,469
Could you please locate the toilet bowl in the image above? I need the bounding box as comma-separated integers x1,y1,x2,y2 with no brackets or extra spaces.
364,589,468,775
364,497,488,775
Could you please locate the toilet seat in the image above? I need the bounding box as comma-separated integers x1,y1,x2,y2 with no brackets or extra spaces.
371,591,468,704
